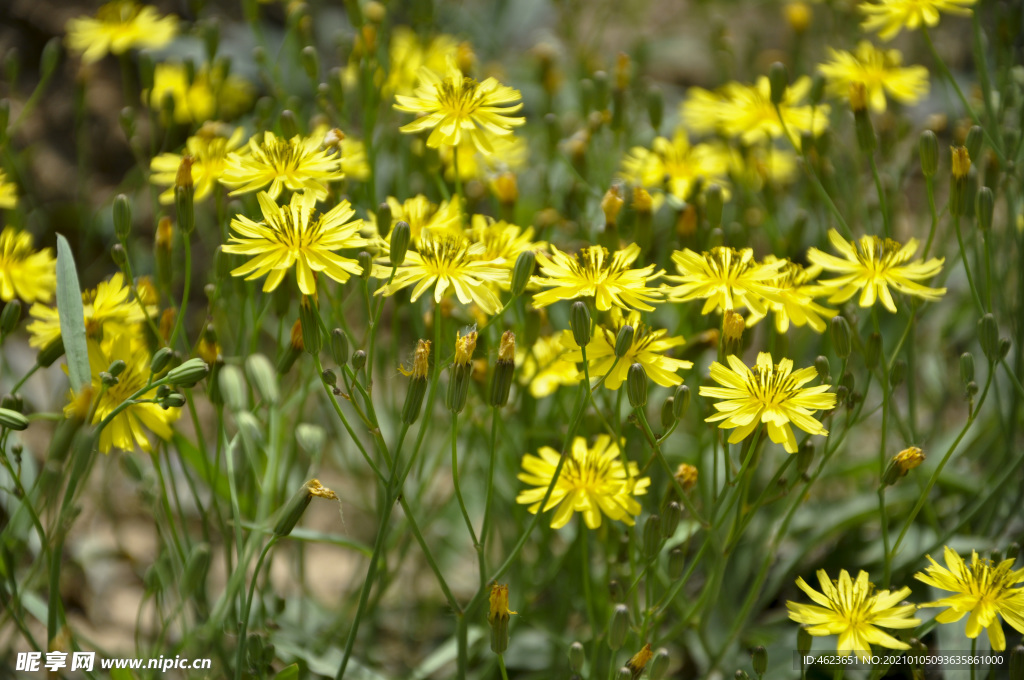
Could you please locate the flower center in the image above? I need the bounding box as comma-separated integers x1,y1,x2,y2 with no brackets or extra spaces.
438,77,482,118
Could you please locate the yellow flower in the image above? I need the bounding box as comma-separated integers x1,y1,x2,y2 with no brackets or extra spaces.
562,311,692,391
487,582,517,623
515,334,582,398
861,0,977,41
373,195,463,244
68,335,179,453
394,62,525,154
620,130,729,201
807,229,946,313
65,0,177,64
819,42,929,112
27,273,153,348
0,171,17,210
222,191,367,295
787,569,920,660
701,352,836,453
516,435,650,529
532,243,664,312
439,133,529,182
385,27,459,97
915,546,1024,652
468,215,539,268
374,231,510,314
665,247,784,316
220,131,346,201
147,62,253,125
746,257,837,334
0,227,56,303
150,123,246,204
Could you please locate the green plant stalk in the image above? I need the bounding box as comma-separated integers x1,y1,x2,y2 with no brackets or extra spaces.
951,214,985,315
169,230,192,351
479,408,500,572
922,176,940,259
868,154,891,237
449,412,482,573
233,536,279,680
635,410,707,526
365,265,398,392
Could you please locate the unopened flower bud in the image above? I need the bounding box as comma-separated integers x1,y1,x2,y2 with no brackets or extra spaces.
865,332,882,371
724,310,744,354
166,357,209,387
960,352,976,385
647,86,664,131
965,125,984,163
627,363,648,408
889,358,907,389
675,463,698,492
321,368,337,388
608,604,630,651
752,646,767,677
175,158,195,235
831,316,852,359
999,337,1011,359
797,440,814,476
570,301,591,347
615,668,632,680
299,296,323,357
672,384,690,420
36,337,65,368
668,548,685,579
245,354,278,404
374,202,392,238
487,583,516,655
351,349,367,370
510,250,536,298
1,299,22,336
113,194,132,242
107,359,126,378
401,340,431,424
662,501,681,538
161,392,186,409
706,184,724,228
568,642,585,672
615,325,635,358
0,407,29,431
642,514,661,558
769,62,788,105
273,478,338,537
919,130,938,178
218,364,247,412
976,186,994,232
814,356,830,382
950,146,971,216
390,221,411,267
736,671,750,680
602,185,624,226
882,446,925,486
661,396,675,429
490,331,516,407
448,330,477,414
150,346,173,375
331,328,349,366
979,314,999,361
300,45,319,83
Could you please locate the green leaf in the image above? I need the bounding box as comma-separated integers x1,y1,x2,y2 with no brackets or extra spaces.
55,234,90,392
273,663,300,680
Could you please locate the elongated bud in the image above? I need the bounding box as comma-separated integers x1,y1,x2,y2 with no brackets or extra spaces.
608,604,630,651
570,301,591,347
668,547,685,579
166,357,209,387
351,349,366,370
113,194,132,242
809,71,826,105
615,668,631,680
390,221,410,267
0,407,29,431
889,358,907,389
37,337,65,368
919,130,938,177
814,356,830,382
979,313,999,361
796,440,814,476
1,299,22,336
155,217,173,290
245,354,279,404
161,392,186,409
851,83,876,153
648,648,670,680
151,347,173,375
706,184,724,228
299,296,322,357
626,644,653,680
40,37,60,79
108,359,126,378
660,396,675,429
181,543,211,598
661,501,682,538
960,352,975,385
882,446,925,486
976,186,994,232
672,384,690,420
965,125,984,163
769,62,788,105
615,325,635,358
490,331,516,407
752,646,767,677
831,316,851,359
950,146,971,216
402,340,431,424
865,332,882,370
627,363,648,408
724,310,744,355
331,328,349,366
175,157,196,235
602,185,625,227
448,330,477,414
300,45,319,84
375,202,392,237
278,321,304,374
510,250,536,298
273,479,338,537
647,86,664,131
642,514,661,558
487,583,516,655
568,642,585,673
218,364,247,412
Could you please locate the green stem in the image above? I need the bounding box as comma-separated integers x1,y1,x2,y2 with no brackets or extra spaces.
234,537,279,680
868,154,890,237
878,486,892,588
952,214,985,315
479,408,500,571
498,655,510,680
169,230,192,351
450,412,482,570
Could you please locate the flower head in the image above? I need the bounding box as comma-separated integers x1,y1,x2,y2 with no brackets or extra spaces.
147,62,253,125
532,243,664,312
819,42,929,112
861,0,977,41
222,191,367,295
372,195,463,247
394,62,525,154
151,124,246,204
701,352,836,453
27,273,153,348
220,131,346,201
0,171,17,210
374,231,509,314
0,227,56,304
65,0,177,64
915,546,1024,651
516,435,650,529
516,334,582,398
787,569,920,660
746,257,837,334
468,216,538,268
385,27,459,96
666,247,784,316
620,130,729,201
807,229,946,313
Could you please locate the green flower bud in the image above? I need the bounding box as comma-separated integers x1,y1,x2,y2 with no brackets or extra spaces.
966,380,979,398
672,384,690,420
960,352,975,384
736,670,750,680
40,37,60,79
351,350,367,371
919,130,938,178
831,316,851,359
614,668,632,680
207,358,224,405
402,340,430,424
608,604,630,651
1006,542,1020,562
648,648,670,680
660,396,675,429
865,332,882,371
166,357,209,387
447,362,472,414
100,371,117,387
627,363,648,409
510,250,536,298
295,423,325,455
331,329,349,366
768,62,788,105
797,440,814,476
809,72,826,106
889,358,906,389
113,194,132,242
592,70,609,111
797,626,813,656
976,186,994,232
215,245,232,280
662,501,681,538
615,325,635,358
568,642,585,673
150,347,174,374
274,479,338,537
965,125,984,163
299,296,323,357
175,182,195,237
218,364,247,412
279,109,299,138
608,579,623,602
375,202,392,238
110,243,127,269
490,331,516,407
300,46,319,83
570,301,591,347
354,250,371,280
1,299,22,336
1000,337,1011,360
706,184,724,228
0,407,29,431
642,514,661,559
647,86,664,132
0,394,21,412
815,355,830,382
161,392,186,409
668,548,685,579
752,646,767,677
979,313,999,361
390,221,411,267
108,359,126,378
181,543,211,598
245,354,278,404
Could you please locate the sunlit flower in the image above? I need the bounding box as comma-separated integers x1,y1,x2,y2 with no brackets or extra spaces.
0,171,17,210
0,227,56,304
787,569,920,660
468,215,539,267
27,273,153,348
220,131,346,201
150,123,246,204
439,133,529,182
516,435,650,529
222,191,367,295
65,0,177,64
147,62,253,125
374,231,509,314
701,352,836,453
515,334,582,398
394,62,525,153
532,243,663,312
747,257,837,334
69,335,179,453
915,546,1024,652
562,311,692,390
861,0,977,41
665,247,784,316
620,130,729,201
385,27,459,96
820,42,929,112
372,195,463,245
807,229,946,313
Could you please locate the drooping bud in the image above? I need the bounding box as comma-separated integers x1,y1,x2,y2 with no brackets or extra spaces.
487,583,516,655
389,221,411,267
570,301,591,347
273,478,338,537
37,337,65,368
660,396,675,429
401,340,431,425
919,130,938,178
490,331,516,407
882,446,925,486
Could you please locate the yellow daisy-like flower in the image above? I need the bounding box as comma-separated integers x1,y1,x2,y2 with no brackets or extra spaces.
516,435,651,529
27,273,153,348
819,42,929,112
701,352,836,453
394,63,525,154
807,229,946,313
222,191,367,295
374,195,463,244
787,569,920,661
562,311,693,391
69,335,179,453
384,27,459,97
915,546,1024,652
65,0,177,64
0,171,17,210
515,334,582,398
0,226,56,304
468,215,539,267
220,131,346,201
150,123,246,204
620,130,729,201
374,231,510,314
439,133,529,182
747,257,837,334
860,0,977,41
532,243,664,312
665,247,784,316
147,62,254,126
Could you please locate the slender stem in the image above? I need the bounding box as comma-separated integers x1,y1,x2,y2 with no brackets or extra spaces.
952,214,985,314
878,486,892,588
234,537,279,680
868,154,890,237
450,412,481,565
169,230,192,350
498,655,510,680
479,408,500,569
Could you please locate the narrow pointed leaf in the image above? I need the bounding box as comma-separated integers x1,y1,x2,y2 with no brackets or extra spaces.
55,234,90,391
